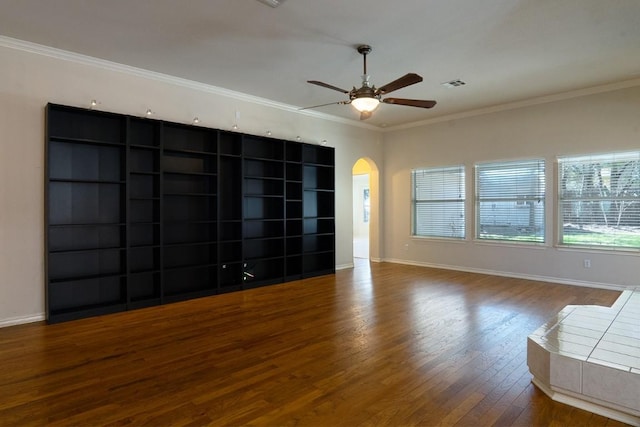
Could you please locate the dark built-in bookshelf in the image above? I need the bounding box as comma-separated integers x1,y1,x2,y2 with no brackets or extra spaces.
45,104,335,323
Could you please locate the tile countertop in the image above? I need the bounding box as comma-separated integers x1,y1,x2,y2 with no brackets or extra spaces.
528,289,640,426
530,289,640,372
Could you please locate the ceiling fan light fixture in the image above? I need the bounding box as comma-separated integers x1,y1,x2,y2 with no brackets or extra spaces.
351,96,380,113
304,44,436,119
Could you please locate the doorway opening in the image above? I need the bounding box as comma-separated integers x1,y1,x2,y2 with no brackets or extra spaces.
352,158,374,261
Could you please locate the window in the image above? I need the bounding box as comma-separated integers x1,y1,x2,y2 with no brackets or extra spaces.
412,166,465,238
476,159,545,243
558,151,640,249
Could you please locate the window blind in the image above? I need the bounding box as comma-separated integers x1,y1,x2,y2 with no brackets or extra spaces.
475,159,545,242
412,166,465,238
558,151,640,249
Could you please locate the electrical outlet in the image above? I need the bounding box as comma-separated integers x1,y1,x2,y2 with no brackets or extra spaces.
583,259,591,268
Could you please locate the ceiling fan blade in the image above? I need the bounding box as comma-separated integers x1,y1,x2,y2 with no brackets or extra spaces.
307,80,350,94
377,73,423,95
299,101,348,111
382,98,437,109
360,111,373,121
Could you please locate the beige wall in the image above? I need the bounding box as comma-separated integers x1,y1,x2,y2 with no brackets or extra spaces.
2,37,638,326
382,85,640,289
0,42,383,325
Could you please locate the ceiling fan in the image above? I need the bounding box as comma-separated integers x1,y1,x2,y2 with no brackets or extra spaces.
302,45,436,120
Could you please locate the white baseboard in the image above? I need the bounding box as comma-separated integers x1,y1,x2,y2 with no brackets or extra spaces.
0,313,46,328
382,258,629,291
1,260,624,328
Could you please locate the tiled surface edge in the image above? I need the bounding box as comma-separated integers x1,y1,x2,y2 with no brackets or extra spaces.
528,290,640,426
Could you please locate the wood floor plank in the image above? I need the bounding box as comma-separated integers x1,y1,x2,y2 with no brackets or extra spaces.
0,261,627,426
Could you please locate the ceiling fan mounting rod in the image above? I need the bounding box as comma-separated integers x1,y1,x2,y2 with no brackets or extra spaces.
357,44,372,76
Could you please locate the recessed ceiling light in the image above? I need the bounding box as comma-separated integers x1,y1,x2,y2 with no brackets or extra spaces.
441,79,466,88
256,0,286,8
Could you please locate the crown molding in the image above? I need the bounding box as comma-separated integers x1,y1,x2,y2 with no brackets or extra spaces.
385,76,640,132
0,35,378,131
2,35,638,134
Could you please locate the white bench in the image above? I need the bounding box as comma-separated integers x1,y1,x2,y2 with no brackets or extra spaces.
527,289,640,426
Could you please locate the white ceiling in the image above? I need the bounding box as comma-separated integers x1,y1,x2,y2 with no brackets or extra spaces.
1,0,639,127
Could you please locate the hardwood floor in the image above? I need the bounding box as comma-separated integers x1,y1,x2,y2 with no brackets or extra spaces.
0,261,630,426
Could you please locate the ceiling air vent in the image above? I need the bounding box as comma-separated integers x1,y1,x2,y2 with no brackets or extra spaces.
441,79,466,88
256,0,287,7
